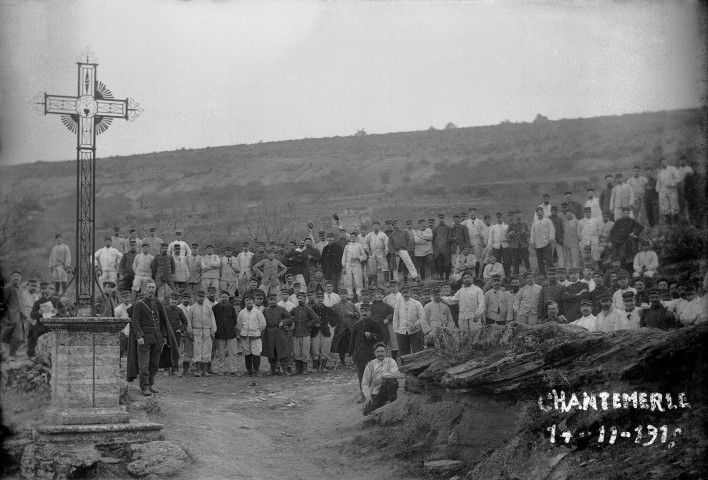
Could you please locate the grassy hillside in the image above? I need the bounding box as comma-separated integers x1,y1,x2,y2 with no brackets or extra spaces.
1,107,706,278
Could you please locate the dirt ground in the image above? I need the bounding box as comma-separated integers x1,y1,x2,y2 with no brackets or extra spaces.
141,356,415,480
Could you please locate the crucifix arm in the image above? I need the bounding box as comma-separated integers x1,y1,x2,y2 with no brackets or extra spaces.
96,99,128,119
44,95,78,115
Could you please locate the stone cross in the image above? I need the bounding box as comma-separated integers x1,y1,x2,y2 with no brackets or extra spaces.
33,47,142,317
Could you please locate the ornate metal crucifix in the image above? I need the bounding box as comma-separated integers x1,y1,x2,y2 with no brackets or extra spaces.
33,48,142,317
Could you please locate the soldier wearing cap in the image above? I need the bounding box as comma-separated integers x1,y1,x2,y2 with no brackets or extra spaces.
349,302,385,402
253,248,287,297
200,244,221,293
118,238,139,292
538,267,564,319
513,271,542,324
363,221,390,287
94,236,123,288
236,294,267,376
111,226,127,254
610,271,635,311
150,242,176,300
596,290,623,332
640,288,677,330
321,232,344,292
578,206,601,268
131,243,154,301
413,219,434,281
127,280,180,395
95,280,118,317
484,274,514,325
185,243,202,299
217,246,239,298
388,220,420,283
452,245,477,283
422,287,453,343
331,289,361,366
392,284,425,355
186,289,217,377
307,268,327,294
310,291,340,372
632,240,659,279
172,243,190,294
441,271,485,332
49,233,72,295
448,214,470,270
608,206,644,271
560,267,588,322
168,228,191,257
342,231,367,299
432,213,452,280
262,292,293,375
235,241,254,296
322,280,340,307
212,290,239,375
508,209,531,276
144,227,163,257
614,291,642,330
530,206,556,277
569,298,598,332
163,292,189,375
290,291,320,374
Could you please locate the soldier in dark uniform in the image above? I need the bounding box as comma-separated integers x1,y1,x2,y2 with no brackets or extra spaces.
560,268,590,322
321,233,344,291
349,302,385,403
96,280,118,317
640,289,677,330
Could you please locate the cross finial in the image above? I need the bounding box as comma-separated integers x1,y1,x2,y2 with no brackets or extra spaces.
77,47,98,64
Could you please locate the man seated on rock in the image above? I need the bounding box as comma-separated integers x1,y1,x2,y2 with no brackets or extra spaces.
543,301,567,324
361,342,400,415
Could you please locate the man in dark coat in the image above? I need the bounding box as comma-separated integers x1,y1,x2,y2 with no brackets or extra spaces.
127,280,179,396
310,291,340,372
95,280,118,317
537,267,564,320
262,293,293,375
321,233,344,291
212,290,239,375
331,289,359,368
560,268,589,322
28,282,65,358
640,289,677,330
608,207,644,272
349,302,385,403
162,292,188,375
432,214,452,280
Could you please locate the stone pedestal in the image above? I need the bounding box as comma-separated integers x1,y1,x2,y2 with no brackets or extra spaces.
22,317,163,479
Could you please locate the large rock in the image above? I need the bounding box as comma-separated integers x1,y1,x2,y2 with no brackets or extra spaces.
21,442,101,480
127,441,189,477
34,332,55,366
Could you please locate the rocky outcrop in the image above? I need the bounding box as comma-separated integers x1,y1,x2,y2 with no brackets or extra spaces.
127,441,190,477
358,323,708,479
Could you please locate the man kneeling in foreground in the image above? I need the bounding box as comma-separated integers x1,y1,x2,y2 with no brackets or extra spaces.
361,342,400,415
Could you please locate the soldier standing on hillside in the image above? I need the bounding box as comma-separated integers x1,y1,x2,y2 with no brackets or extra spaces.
185,243,202,298
432,214,451,281
363,221,389,286
235,242,253,296
219,246,240,298
610,173,635,221
143,227,163,257
321,233,344,291
168,228,191,257
599,175,615,219
94,236,123,288
151,242,175,300
200,244,220,293
111,226,127,254
462,208,485,278
48,234,71,295
656,157,681,225
118,239,138,292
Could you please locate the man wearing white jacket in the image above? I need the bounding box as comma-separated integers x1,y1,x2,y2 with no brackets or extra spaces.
442,271,485,332
413,219,434,281
342,232,367,299
363,221,389,286
94,236,123,288
187,290,217,377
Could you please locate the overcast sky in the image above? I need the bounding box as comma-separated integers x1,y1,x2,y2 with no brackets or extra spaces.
0,0,705,166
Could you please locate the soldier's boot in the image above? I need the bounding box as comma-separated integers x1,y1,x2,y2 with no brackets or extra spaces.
313,359,320,372
252,355,261,376
194,362,202,377
321,358,328,372
202,363,212,377
181,361,189,376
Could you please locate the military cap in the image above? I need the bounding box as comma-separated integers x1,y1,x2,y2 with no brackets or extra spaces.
621,206,630,211
253,291,266,299
550,205,559,211
610,255,620,262
335,288,347,294
349,231,358,236
440,280,450,286
55,233,63,239
269,240,276,245
224,246,232,251
149,227,156,232
192,242,199,247
648,288,661,295
359,303,372,310
102,280,116,287
437,213,445,219
400,285,411,292
432,287,442,294
618,272,629,278
484,214,491,219
267,293,278,299
324,279,334,286
428,218,435,223
174,243,181,250
491,273,502,280
306,288,315,294
249,276,259,282
384,220,393,225
219,290,229,296
507,210,515,216
468,207,478,212
546,267,556,273
418,219,426,224
508,275,519,281
205,244,214,248
338,225,346,231
614,173,624,178
621,291,636,299
136,293,146,300
461,270,474,278
207,286,217,292
515,209,522,214
420,288,431,294
583,206,591,211
170,292,180,299
129,238,137,244
296,291,307,298
523,271,535,278
453,214,461,218
181,292,192,298
196,290,206,296
120,290,132,297
104,235,112,241
113,226,120,230
405,220,413,225
371,221,380,226
266,247,275,253
580,299,593,307
543,193,551,198
535,206,544,212
285,273,294,279
258,241,266,245
388,279,399,285
175,228,183,234
568,267,580,274
292,282,301,287
315,291,325,297
326,232,335,237
243,293,254,300
598,293,612,301
160,242,169,247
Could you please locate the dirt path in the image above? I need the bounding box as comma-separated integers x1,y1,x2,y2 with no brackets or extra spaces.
147,359,413,480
